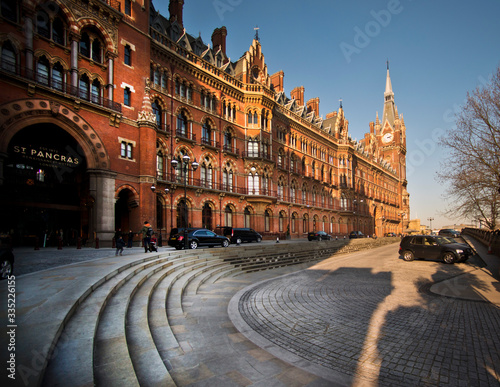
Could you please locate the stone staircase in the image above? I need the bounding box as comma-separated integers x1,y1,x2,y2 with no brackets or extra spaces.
9,238,397,387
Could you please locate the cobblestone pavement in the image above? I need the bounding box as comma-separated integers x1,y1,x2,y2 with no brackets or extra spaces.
229,244,500,386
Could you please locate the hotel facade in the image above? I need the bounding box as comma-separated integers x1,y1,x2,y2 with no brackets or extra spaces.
0,0,409,246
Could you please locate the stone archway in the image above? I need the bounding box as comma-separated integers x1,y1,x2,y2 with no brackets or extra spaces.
0,99,115,246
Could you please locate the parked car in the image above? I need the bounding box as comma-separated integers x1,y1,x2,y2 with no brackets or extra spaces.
214,227,262,244
399,235,472,264
349,231,365,239
438,229,461,238
385,232,397,237
307,231,332,241
168,228,230,250
0,247,14,280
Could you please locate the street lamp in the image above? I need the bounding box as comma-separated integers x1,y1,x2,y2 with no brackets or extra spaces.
171,154,198,249
427,217,434,234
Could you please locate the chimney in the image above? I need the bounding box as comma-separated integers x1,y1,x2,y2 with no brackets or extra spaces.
307,97,320,115
169,0,184,28
270,71,284,93
291,86,304,106
211,27,227,56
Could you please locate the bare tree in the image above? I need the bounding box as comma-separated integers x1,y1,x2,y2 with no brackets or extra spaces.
438,65,500,230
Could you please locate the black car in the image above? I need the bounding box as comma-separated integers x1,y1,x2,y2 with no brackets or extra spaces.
399,235,472,264
168,228,230,250
214,227,262,244
438,229,461,238
349,231,365,239
0,247,14,280
307,231,332,241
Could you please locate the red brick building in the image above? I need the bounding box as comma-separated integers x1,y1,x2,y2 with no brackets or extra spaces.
0,0,409,246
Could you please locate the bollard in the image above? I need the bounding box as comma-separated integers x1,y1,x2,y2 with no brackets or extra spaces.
95,237,100,249
34,236,40,251
77,237,82,249
276,237,280,243
57,236,63,250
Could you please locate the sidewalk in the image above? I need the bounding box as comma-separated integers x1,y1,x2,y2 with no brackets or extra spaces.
429,235,500,305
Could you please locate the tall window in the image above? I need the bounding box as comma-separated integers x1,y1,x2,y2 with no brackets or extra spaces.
1,41,16,72
202,203,212,230
79,32,90,58
80,31,103,63
79,74,90,99
248,172,259,195
91,79,101,103
36,10,50,39
247,140,258,157
223,130,232,152
200,157,213,189
52,63,64,90
37,56,49,85
244,208,251,228
225,205,233,227
279,212,284,233
124,87,131,106
52,17,65,45
265,210,271,232
157,152,164,178
1,0,18,23
124,45,131,66
223,164,233,192
202,122,212,145
124,0,131,16
152,100,162,129
177,112,187,136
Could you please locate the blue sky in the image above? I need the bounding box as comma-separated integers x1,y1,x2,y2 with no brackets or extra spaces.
154,0,500,229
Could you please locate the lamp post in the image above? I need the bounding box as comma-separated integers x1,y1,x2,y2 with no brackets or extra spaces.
427,217,434,234
171,154,198,249
150,184,170,246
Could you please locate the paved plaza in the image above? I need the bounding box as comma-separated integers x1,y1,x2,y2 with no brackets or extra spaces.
1,237,499,386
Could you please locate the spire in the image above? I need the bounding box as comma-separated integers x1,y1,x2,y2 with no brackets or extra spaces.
254,25,260,41
137,78,156,127
382,62,396,128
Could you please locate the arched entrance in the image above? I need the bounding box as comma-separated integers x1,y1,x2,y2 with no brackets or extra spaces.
115,188,139,235
0,99,114,246
202,202,213,230
2,124,88,246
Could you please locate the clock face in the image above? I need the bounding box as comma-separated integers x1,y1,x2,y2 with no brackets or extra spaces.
382,132,393,143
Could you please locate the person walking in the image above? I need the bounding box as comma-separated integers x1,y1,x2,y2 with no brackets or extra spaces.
140,221,153,253
115,235,125,256
127,230,134,248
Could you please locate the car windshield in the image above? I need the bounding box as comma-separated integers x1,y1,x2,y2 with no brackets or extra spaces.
435,236,456,245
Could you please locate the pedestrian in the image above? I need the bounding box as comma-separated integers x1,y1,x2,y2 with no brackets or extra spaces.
127,230,134,248
140,221,153,253
115,235,125,256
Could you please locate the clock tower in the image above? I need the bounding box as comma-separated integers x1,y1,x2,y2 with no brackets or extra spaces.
374,63,410,231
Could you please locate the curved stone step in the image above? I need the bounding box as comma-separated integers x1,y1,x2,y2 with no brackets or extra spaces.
126,257,218,386
41,255,175,387
93,255,203,387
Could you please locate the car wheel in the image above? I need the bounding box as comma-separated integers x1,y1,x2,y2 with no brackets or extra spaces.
236,238,242,245
257,237,262,243
0,259,13,279
442,252,456,264
403,250,415,261
222,240,229,248
189,240,198,249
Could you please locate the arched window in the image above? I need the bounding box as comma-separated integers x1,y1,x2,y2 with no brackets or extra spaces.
1,0,18,23
177,112,187,136
303,214,309,233
52,62,64,90
52,17,65,45
223,130,232,152
36,10,50,39
91,79,101,103
202,121,212,146
92,38,102,63
152,99,162,129
248,172,259,195
79,32,90,58
37,56,49,85
225,205,233,227
156,152,164,179
247,139,258,157
200,157,213,189
223,163,233,192
1,41,16,72
202,203,212,230
291,213,297,233
279,211,284,233
265,210,271,232
244,207,251,228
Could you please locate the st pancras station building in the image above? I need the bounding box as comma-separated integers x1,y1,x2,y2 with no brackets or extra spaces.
0,0,409,247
